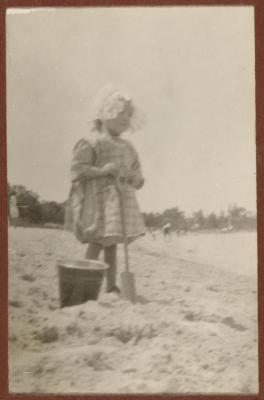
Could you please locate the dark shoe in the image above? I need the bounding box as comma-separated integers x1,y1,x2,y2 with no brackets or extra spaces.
106,286,121,294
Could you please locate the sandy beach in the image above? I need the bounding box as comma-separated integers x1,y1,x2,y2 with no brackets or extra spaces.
8,228,258,394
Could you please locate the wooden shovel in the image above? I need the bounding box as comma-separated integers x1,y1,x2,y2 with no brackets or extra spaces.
117,181,137,303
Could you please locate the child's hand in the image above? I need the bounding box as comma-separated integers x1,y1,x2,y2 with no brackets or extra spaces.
133,178,145,189
128,175,145,189
100,163,119,177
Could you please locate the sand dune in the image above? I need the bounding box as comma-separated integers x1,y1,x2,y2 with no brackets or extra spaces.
8,228,258,394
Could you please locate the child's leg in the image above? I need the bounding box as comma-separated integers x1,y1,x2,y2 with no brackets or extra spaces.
104,244,117,292
85,243,102,260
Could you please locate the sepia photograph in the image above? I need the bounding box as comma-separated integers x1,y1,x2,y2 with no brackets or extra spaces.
6,5,258,394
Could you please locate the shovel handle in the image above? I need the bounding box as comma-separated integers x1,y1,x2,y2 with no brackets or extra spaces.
118,184,130,273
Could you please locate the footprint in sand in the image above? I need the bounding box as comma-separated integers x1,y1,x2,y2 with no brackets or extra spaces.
9,299,22,308
206,285,221,292
21,273,36,282
34,326,59,343
221,316,247,331
184,311,201,321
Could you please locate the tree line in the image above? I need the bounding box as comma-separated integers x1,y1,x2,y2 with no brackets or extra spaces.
143,207,256,232
8,184,64,226
8,183,256,231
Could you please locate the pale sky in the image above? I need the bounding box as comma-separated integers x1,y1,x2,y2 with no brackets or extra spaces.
6,6,256,216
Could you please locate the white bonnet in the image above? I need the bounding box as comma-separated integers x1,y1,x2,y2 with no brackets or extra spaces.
90,83,145,132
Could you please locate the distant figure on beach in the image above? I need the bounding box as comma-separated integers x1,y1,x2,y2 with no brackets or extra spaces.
151,230,156,240
9,190,19,227
67,84,145,294
148,227,157,240
221,225,233,233
162,222,171,241
177,224,188,236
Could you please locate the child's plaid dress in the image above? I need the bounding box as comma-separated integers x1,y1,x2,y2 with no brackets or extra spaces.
67,132,145,246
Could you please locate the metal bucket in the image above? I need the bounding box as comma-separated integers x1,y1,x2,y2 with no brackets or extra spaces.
57,259,109,308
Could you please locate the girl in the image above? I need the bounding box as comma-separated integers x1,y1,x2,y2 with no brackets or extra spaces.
68,84,145,294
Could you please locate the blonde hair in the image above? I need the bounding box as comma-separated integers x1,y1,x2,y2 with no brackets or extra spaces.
89,83,145,132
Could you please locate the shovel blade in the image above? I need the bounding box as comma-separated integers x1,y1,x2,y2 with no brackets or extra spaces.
121,271,136,303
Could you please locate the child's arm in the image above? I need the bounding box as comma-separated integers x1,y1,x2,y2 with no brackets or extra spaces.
71,139,117,181
127,147,145,190
71,139,101,181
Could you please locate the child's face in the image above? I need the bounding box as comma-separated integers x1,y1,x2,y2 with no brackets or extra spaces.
105,101,134,136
